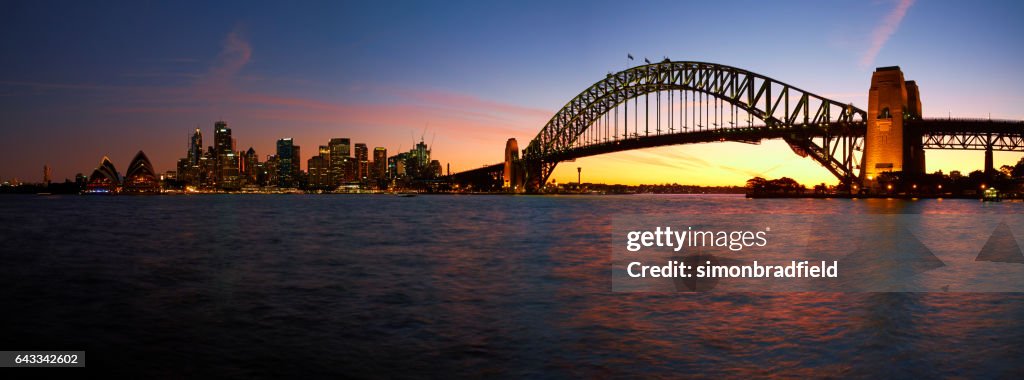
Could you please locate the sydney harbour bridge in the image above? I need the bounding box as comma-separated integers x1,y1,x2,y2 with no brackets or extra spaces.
451,61,1024,193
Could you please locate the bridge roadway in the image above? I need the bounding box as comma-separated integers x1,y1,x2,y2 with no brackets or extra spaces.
450,118,1024,188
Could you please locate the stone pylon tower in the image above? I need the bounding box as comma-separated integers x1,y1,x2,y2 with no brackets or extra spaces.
863,66,923,186
503,138,524,191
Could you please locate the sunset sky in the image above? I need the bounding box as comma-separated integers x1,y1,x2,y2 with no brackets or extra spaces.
2,0,1023,185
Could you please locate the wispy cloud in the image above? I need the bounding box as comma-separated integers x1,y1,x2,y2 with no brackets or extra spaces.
860,0,915,68
206,26,252,86
718,160,789,179
0,80,126,92
601,149,711,172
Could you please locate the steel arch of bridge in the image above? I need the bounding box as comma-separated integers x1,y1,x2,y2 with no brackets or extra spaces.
522,61,868,191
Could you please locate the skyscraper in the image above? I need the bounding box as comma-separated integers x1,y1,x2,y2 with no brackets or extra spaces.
307,155,328,188
176,158,190,185
263,155,279,187
328,138,350,186
277,138,296,188
242,147,258,185
180,127,204,186
292,144,301,183
373,147,387,179
213,121,232,155
201,147,217,189
355,143,368,181
213,121,238,188
189,128,203,165
319,145,330,161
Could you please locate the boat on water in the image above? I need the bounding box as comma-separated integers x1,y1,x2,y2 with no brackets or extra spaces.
983,188,1002,202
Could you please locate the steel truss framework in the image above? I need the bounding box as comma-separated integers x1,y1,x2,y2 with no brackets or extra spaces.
913,119,1024,151
522,61,867,191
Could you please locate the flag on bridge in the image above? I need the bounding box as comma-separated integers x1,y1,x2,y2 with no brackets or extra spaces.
644,58,650,64
627,54,634,60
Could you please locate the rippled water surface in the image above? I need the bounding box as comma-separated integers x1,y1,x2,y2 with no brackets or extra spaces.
1,194,1022,377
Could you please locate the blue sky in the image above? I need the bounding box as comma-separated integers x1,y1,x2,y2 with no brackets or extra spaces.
2,0,1023,185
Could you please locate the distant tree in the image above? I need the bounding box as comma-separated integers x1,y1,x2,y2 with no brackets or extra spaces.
768,177,801,194
1000,165,1014,178
746,177,768,193
968,170,986,182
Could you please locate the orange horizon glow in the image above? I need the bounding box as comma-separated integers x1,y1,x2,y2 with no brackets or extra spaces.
543,143,1023,187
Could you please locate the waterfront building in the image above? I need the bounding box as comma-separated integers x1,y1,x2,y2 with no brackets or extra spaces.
307,155,329,189
213,121,239,189
241,147,258,185
328,138,350,186
200,148,218,189
188,128,203,166
86,156,121,193
277,138,299,188
123,150,159,193
428,160,442,178
355,143,369,181
373,147,387,179
262,155,279,187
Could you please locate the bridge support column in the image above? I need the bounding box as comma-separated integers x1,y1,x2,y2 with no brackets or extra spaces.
985,144,995,179
904,127,926,181
503,138,525,192
524,159,545,193
864,66,923,189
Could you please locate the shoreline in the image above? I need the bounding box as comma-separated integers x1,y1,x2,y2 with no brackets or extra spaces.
745,193,1016,200
6,191,1017,200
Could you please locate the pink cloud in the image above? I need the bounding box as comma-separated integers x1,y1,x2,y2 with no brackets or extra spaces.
205,26,252,87
391,87,552,120
0,80,126,92
860,0,915,68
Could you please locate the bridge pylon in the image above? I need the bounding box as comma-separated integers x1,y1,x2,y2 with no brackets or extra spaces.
864,66,924,188
503,138,526,192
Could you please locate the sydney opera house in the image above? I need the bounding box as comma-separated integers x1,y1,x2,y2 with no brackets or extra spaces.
84,151,160,193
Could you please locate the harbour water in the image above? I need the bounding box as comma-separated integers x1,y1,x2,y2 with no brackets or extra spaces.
1,194,1022,377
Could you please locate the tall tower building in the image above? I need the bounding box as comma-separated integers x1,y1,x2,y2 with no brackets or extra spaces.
189,128,203,165
213,121,232,155
212,121,239,188
277,138,296,188
292,145,301,181
307,155,328,188
407,139,431,178
373,147,387,179
355,143,369,181
241,147,258,185
328,138,351,185
863,66,923,186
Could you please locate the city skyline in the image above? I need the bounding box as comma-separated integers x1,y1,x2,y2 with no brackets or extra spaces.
2,1,1024,185
68,118,439,193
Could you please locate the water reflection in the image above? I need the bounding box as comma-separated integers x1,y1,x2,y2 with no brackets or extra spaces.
0,195,1020,377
